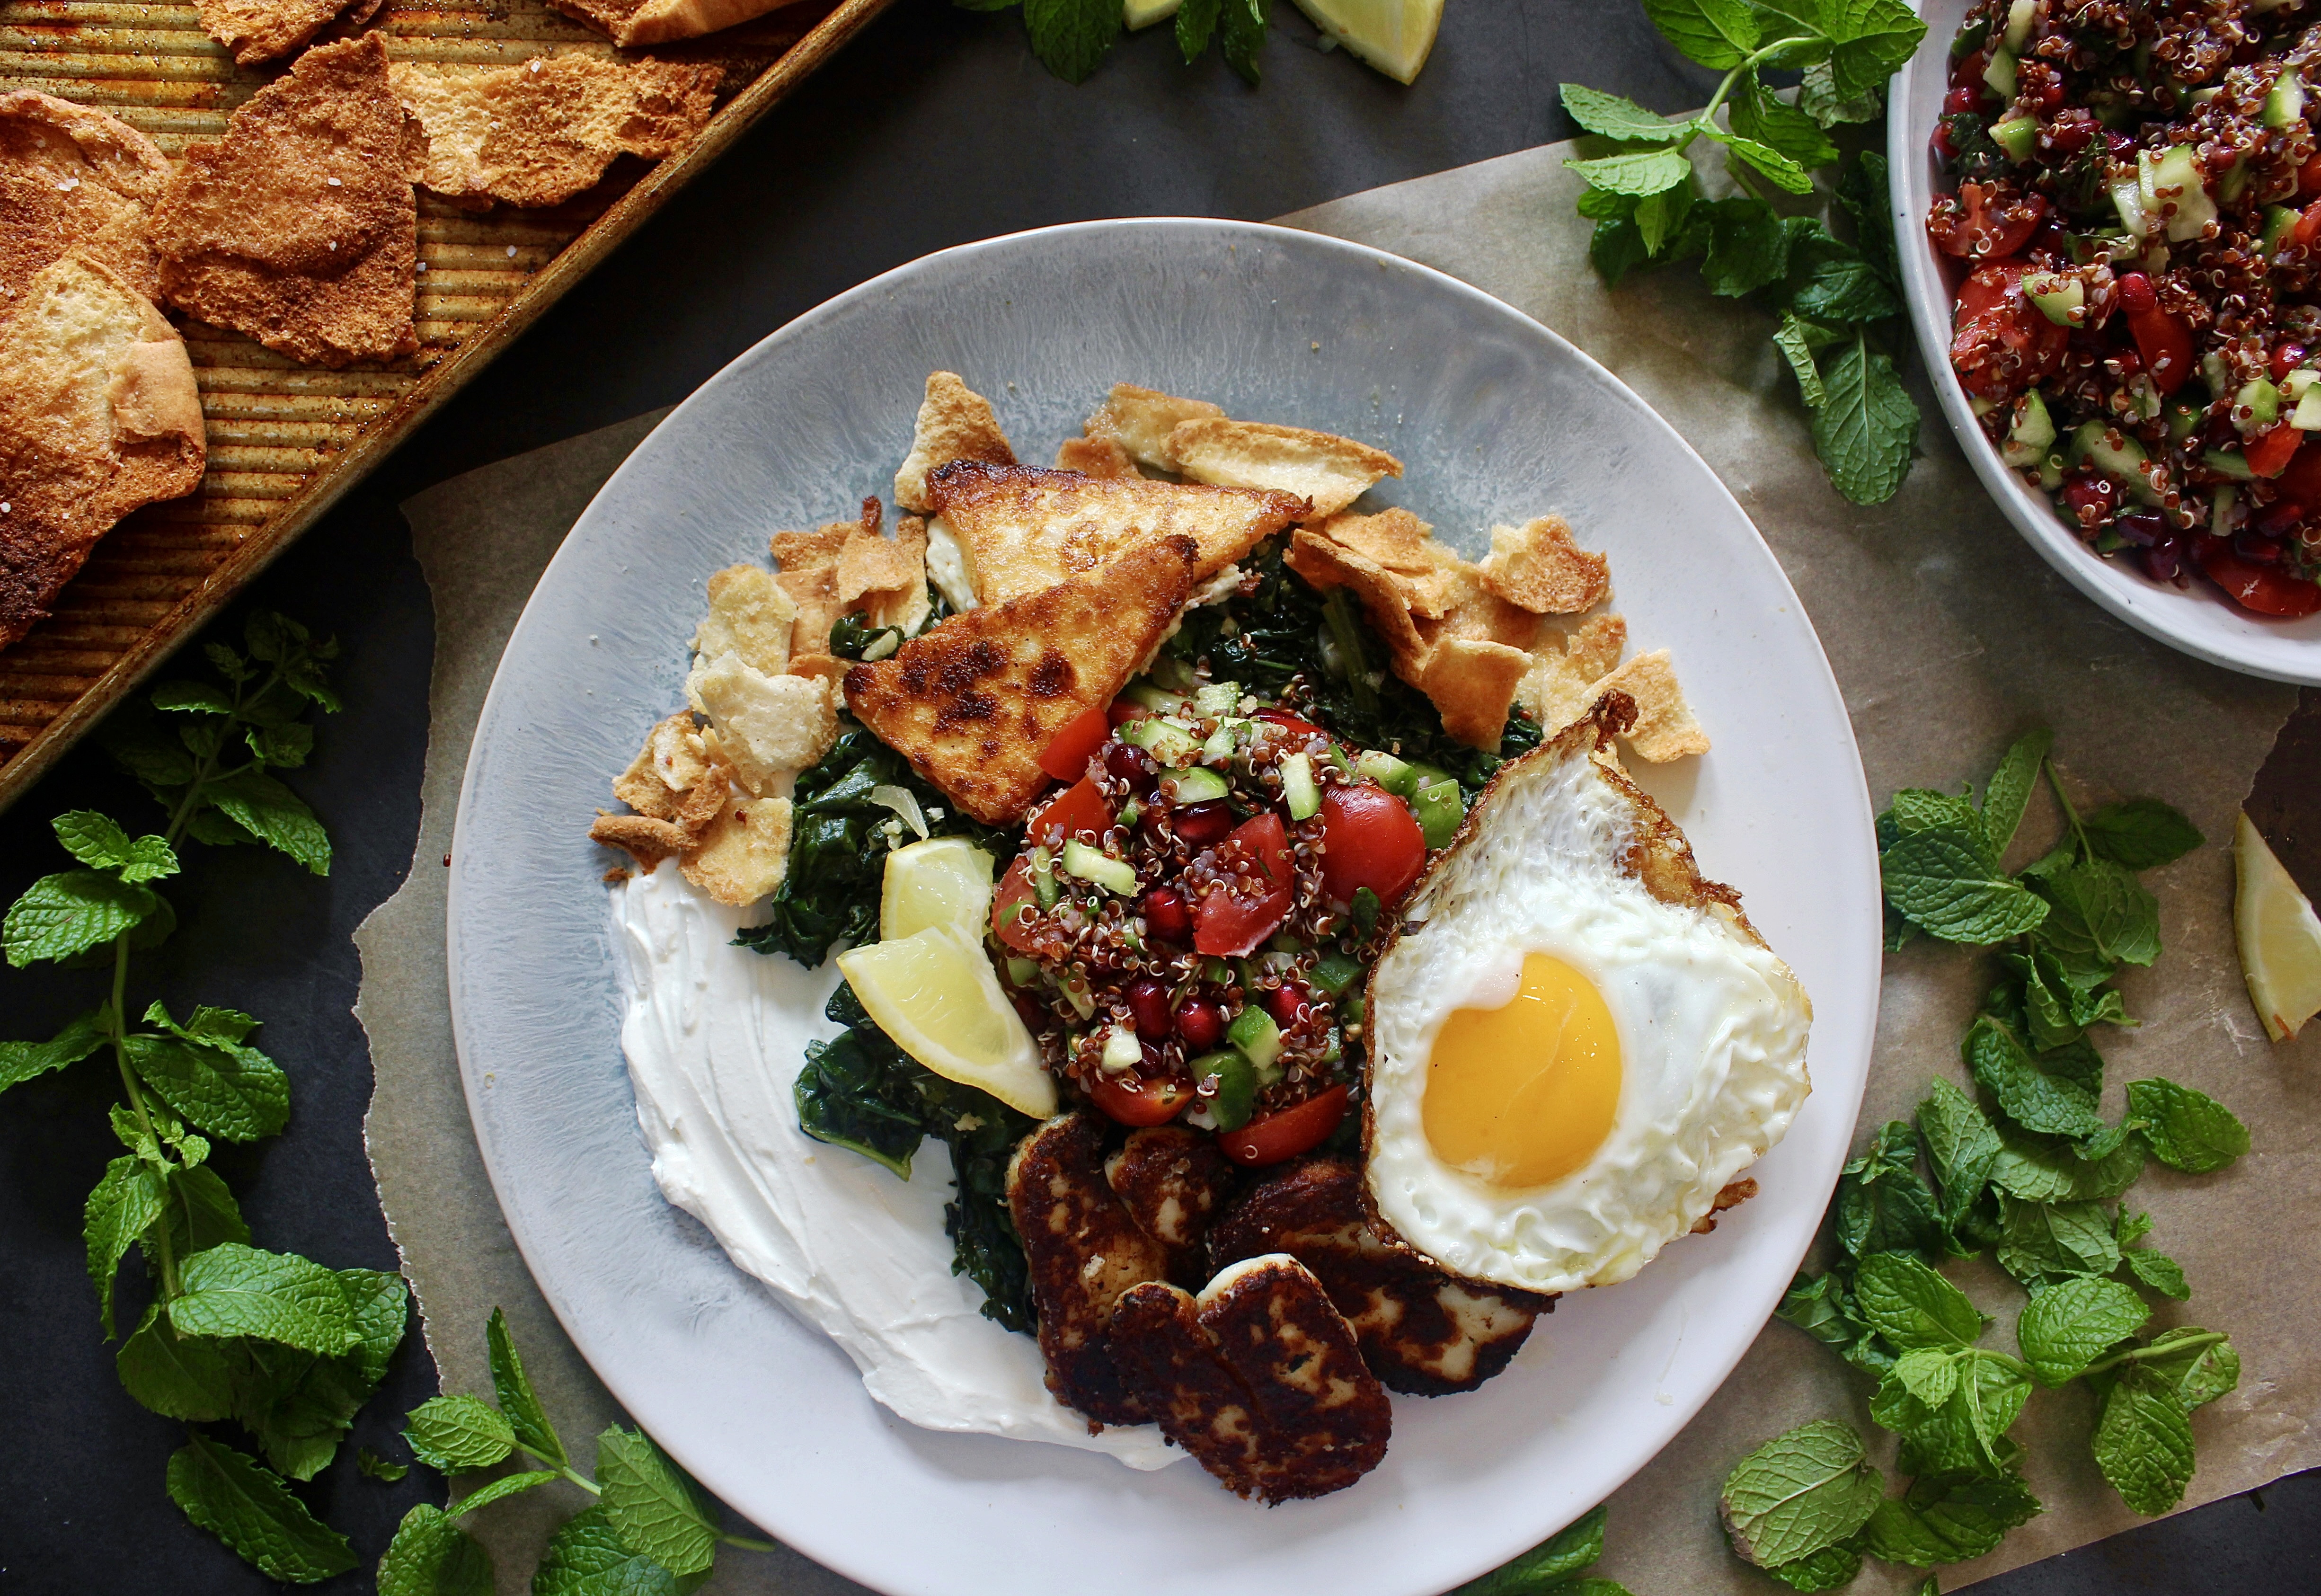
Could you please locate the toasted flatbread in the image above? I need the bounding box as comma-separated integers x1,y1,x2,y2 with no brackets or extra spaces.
1590,648,1709,761
686,562,796,709
894,372,1014,514
842,532,1203,825
0,256,204,653
1054,434,1140,479
692,660,836,794
547,0,803,47
1479,515,1610,615
927,460,1302,608
195,0,362,64
0,92,170,303
152,35,422,368
680,786,792,905
1305,507,1461,617
1083,382,1224,470
1169,418,1400,519
390,56,721,210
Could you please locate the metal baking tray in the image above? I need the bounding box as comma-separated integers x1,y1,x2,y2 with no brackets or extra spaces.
0,0,891,808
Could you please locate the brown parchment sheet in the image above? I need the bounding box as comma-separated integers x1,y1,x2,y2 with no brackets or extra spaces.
357,140,2319,1595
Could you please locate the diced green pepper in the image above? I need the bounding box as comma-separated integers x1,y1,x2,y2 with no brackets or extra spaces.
1413,778,1464,849
1990,112,2037,164
1309,950,1365,996
1355,748,1415,795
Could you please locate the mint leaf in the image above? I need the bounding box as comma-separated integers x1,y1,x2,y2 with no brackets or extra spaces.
1783,230,1901,323
2082,800,2204,871
1217,0,1266,86
359,1446,409,1482
1835,1122,1943,1260
1730,77,1838,168
1021,0,1119,83
1800,59,1883,126
1916,1078,2001,1230
1774,313,1828,407
2092,1367,2195,1515
1709,127,1816,195
4,869,159,966
166,1164,252,1259
1757,0,1926,97
2034,857,2160,968
1997,1195,2121,1286
1890,1347,1961,1408
169,1242,358,1355
1812,331,1919,505
2124,1246,2191,1301
206,769,331,875
1718,1419,1883,1568
1855,1253,1986,1351
339,1266,410,1386
1878,1350,2033,1478
2140,1328,2240,1409
1765,1543,1862,1590
379,1503,495,1596
534,1505,709,1596
1883,826,2043,943
1888,788,1987,853
85,1155,168,1337
487,1306,568,1469
151,680,234,715
2017,1275,2149,1385
1174,0,1217,59
117,1304,239,1419
1989,1120,2145,1203
452,1468,558,1515
1835,151,1899,282
405,1394,517,1472
1635,179,1695,254
167,1432,356,1582
1,1009,108,1094
104,709,199,789
54,810,178,880
233,1338,376,1480
1590,215,1654,286
1861,1469,2042,1566
2126,1079,2249,1172
1965,1016,2105,1140
1641,0,1757,69
598,1424,720,1577
245,719,314,770
1455,1503,1606,1592
1697,197,1791,296
1777,1269,1868,1349
123,1025,290,1142
1565,146,1693,196
1560,84,1683,142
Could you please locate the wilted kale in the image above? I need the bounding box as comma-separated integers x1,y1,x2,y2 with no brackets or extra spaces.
795,983,1036,1332
735,722,1003,966
1167,537,1541,798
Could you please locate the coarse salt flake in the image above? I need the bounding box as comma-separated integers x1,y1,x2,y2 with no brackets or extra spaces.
326,176,342,187
505,245,517,257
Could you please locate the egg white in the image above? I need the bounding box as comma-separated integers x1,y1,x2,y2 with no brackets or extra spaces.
1364,733,1812,1296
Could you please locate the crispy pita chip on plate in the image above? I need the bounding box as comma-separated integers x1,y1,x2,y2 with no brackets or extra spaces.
694,662,837,795
928,460,1303,607
611,709,711,820
681,786,793,907
1082,382,1224,470
1304,507,1461,618
1515,613,1628,734
1054,434,1140,479
843,533,1204,825
1168,418,1400,519
1283,526,1430,679
1479,515,1610,615
1418,639,1533,750
895,371,1014,513
769,517,856,658
1591,648,1710,762
836,509,929,634
686,562,795,703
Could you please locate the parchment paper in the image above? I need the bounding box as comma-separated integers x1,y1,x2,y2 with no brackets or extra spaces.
356,140,2319,1595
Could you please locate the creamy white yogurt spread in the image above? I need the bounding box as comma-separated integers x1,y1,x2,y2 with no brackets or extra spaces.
609,858,1179,1468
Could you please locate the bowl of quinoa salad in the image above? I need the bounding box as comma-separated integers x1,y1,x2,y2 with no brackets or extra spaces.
1894,0,2321,682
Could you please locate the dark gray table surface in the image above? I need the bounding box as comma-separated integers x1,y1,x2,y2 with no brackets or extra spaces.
1,2,2314,1590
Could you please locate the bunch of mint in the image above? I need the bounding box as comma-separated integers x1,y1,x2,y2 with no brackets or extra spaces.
1561,0,1928,504
957,0,1273,86
1718,732,2248,1589
376,1310,772,1593
1452,1502,1634,1595
0,614,401,1582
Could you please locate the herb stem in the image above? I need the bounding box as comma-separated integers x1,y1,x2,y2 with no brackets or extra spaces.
514,1443,601,1497
718,1534,776,1552
1696,35,1816,131
2041,757,2091,855
106,930,178,1297
2082,1331,2226,1379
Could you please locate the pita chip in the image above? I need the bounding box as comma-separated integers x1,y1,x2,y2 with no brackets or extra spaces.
1084,382,1224,470
1420,639,1533,750
0,92,170,301
1169,418,1400,519
895,371,1014,513
1479,516,1610,615
770,520,854,658
1592,649,1709,762
681,788,794,906
1054,434,1141,479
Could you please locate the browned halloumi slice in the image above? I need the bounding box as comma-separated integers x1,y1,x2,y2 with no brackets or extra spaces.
1005,1113,1172,1428
1168,418,1401,519
1208,1159,1550,1397
842,532,1203,825
1105,1126,1235,1284
1111,1255,1391,1503
927,460,1302,608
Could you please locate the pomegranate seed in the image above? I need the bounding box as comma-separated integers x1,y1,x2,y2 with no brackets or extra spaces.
1142,886,1192,943
2040,109,2098,158
1010,992,1047,1030
2144,539,2186,583
2239,529,2289,562
2037,78,2066,112
1127,976,1173,1040
1174,801,1236,847
1265,981,1313,1031
1175,997,1225,1051
1950,49,1988,93
2276,344,2310,383
2255,500,2306,539
2205,414,2241,452
1103,740,1156,793
2114,509,2166,546
2062,470,2125,528
2106,132,2137,162
2116,272,2157,315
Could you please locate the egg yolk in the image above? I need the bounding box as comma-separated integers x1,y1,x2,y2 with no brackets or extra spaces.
1423,952,1622,1188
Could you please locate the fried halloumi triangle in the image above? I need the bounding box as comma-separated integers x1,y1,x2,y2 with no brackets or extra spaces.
843,532,1203,825
927,459,1303,608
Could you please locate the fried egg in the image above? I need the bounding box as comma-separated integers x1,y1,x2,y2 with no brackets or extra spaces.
1363,707,1811,1296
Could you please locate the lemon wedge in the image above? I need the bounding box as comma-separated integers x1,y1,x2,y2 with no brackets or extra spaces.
837,924,1054,1117
881,836,996,942
2233,810,2321,1041
1292,0,1444,85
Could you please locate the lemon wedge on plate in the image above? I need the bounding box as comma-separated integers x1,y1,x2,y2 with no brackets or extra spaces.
837,923,1054,1117
881,836,996,942
1293,0,1444,85
2233,810,2321,1041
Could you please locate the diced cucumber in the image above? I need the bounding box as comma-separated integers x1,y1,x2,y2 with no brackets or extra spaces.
1030,846,1060,911
2220,157,2252,205
1005,955,1039,987
2139,145,2215,243
2003,0,2035,50
2267,68,2307,129
2289,369,2321,401
1226,1005,1283,1071
1201,726,1237,762
1970,394,2000,419
1120,680,1187,713
1267,930,1302,955
2240,377,2283,427
1160,766,1229,805
1192,680,1243,718
1984,45,2018,102
2213,483,2238,537
1190,1050,1256,1131
1117,798,1143,828
1951,14,1990,56
2205,448,2256,481
1203,957,1235,985
2166,401,2204,443
1061,973,1096,1020
1063,839,1136,896
1990,112,2038,164
1309,950,1365,996
2011,390,2057,452
2070,421,2163,504
1101,1026,1142,1074
1340,992,1366,1027
1355,748,1415,794
1280,752,1321,820
2023,270,2083,327
2038,453,2066,491
2110,172,2149,239
2264,205,2303,256
1412,779,1464,850
2294,387,2321,431
1120,714,1199,767
2203,351,2233,396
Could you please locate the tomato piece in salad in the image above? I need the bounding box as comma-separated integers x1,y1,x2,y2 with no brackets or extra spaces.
1036,705,1112,781
1927,181,2046,261
1193,811,1295,957
2196,537,2321,618
1319,782,1426,908
1088,1072,1197,1127
1217,1085,1351,1167
1950,262,2066,400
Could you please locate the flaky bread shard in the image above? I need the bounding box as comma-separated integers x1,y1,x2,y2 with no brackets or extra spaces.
195,0,363,64
771,498,928,661
1479,516,1610,615
0,256,204,653
390,57,720,211
0,92,171,303
895,372,1014,514
686,562,795,710
1084,383,1224,470
1169,418,1401,519
1054,434,1139,480
549,0,805,47
152,35,422,368
927,460,1304,608
1515,622,1708,764
844,533,1203,825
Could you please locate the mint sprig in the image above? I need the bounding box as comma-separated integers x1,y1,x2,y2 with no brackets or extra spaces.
1561,1,1927,504
1451,1500,1635,1594
964,0,1274,85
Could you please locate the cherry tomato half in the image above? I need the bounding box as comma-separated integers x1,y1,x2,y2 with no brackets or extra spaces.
2247,423,2304,480
1026,776,1111,846
1192,811,1294,957
991,856,1042,954
1950,262,2067,400
1250,707,1328,741
1927,181,2046,260
1319,782,1426,908
1036,705,1112,781
2114,273,2194,396
1088,1073,1195,1127
1217,1085,1351,1167
2294,199,2321,254
2196,535,2321,617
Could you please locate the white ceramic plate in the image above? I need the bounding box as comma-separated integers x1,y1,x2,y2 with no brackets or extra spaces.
1892,0,2321,684
446,219,1881,1596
